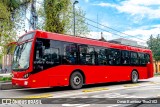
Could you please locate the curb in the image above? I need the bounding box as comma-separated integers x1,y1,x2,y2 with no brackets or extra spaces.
0,73,11,77
82,88,109,92
0,82,23,90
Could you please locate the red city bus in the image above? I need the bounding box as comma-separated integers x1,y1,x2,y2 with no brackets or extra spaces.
12,30,154,89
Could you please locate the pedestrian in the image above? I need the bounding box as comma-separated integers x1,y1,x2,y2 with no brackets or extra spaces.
4,68,7,73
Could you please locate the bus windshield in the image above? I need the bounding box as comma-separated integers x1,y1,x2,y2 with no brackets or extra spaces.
12,42,32,71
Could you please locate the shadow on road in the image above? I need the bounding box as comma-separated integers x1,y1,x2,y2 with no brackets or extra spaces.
17,80,150,94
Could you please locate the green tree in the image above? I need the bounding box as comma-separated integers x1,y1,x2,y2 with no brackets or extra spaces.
0,0,32,44
38,0,89,36
0,1,14,64
0,1,16,50
0,0,31,63
44,0,70,33
147,34,160,73
64,7,89,36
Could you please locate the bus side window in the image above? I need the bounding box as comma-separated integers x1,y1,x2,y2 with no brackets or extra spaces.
79,45,87,64
34,39,60,71
138,53,146,65
35,41,43,60
97,48,107,65
64,43,77,64
145,54,150,64
107,49,121,65
79,45,95,65
121,50,130,65
87,47,95,65
44,48,59,64
108,49,113,65
131,52,139,65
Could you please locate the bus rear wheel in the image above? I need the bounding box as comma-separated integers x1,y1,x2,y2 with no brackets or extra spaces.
70,71,83,89
131,70,138,83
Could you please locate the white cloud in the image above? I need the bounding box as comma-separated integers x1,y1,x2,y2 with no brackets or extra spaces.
95,3,115,7
123,0,160,6
87,25,160,47
84,0,89,3
86,31,114,40
123,27,160,39
87,31,148,46
95,0,160,19
117,2,160,19
122,25,160,46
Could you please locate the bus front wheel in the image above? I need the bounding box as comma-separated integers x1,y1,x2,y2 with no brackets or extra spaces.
131,70,139,83
70,71,83,89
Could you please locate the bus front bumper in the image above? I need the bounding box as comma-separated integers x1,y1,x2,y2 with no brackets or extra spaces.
12,78,29,87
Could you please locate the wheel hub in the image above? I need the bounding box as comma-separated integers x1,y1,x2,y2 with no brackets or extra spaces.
73,76,81,85
132,72,138,82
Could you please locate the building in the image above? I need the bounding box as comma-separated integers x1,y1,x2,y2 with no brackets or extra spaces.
108,38,147,48
2,54,13,73
153,61,160,73
1,42,16,73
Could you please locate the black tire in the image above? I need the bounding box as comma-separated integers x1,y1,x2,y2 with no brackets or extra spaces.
70,71,83,89
131,70,138,83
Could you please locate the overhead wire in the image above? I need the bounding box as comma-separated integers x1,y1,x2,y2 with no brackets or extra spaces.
33,1,147,42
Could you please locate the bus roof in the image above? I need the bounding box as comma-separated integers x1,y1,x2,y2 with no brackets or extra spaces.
24,30,152,54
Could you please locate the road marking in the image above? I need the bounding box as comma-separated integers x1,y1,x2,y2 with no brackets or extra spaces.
149,82,157,84
62,104,81,107
77,104,91,107
24,93,52,98
62,104,90,107
149,82,160,84
2,81,156,99
123,84,140,87
107,104,121,107
82,88,109,93
104,93,137,98
52,83,155,98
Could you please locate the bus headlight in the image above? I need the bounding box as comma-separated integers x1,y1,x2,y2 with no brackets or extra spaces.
23,73,30,78
24,81,28,85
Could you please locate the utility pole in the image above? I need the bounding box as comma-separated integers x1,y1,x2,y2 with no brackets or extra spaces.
73,0,79,36
30,0,37,30
101,32,103,39
99,32,105,41
97,13,99,32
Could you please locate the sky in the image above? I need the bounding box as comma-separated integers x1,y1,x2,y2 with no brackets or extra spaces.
18,0,160,46
75,0,160,45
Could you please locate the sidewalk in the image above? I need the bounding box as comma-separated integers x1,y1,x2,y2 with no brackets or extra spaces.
0,73,11,78
0,73,12,89
0,75,23,90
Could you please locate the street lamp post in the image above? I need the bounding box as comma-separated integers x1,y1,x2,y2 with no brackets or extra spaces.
73,0,79,36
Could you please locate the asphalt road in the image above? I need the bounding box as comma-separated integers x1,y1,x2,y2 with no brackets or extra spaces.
1,76,160,107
